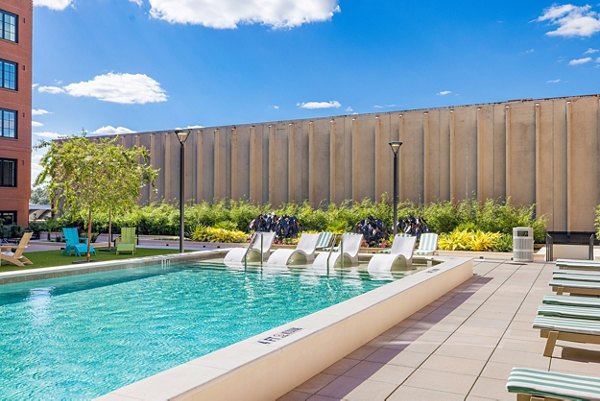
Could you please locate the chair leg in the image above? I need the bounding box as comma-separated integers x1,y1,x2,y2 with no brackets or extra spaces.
543,331,559,357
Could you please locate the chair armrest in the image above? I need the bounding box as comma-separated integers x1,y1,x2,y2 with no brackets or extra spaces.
78,237,88,244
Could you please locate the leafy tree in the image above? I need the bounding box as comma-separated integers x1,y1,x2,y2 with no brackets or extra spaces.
30,185,50,205
35,135,158,261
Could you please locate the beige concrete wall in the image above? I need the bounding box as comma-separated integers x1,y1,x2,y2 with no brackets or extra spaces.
108,94,600,232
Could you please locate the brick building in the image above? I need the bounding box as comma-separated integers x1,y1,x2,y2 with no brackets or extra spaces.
0,0,31,227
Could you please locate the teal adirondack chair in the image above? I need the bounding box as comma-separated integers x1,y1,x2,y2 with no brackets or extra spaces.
62,227,96,256
116,227,136,255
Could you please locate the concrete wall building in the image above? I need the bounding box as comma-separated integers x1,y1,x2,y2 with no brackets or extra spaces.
0,0,31,227
106,94,600,233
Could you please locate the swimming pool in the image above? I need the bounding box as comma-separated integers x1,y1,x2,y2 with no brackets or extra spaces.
0,261,398,400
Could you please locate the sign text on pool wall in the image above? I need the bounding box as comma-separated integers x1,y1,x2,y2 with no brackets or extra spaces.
258,327,303,345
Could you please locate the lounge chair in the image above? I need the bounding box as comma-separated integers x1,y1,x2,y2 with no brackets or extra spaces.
0,232,33,267
543,294,600,308
553,269,600,281
62,227,96,257
315,232,334,250
414,233,438,256
224,231,275,265
537,304,600,320
507,367,600,401
116,227,136,255
556,258,600,271
267,233,320,266
550,278,600,296
533,315,600,357
367,235,417,273
312,233,363,269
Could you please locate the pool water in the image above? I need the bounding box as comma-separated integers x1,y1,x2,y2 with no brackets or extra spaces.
0,262,396,400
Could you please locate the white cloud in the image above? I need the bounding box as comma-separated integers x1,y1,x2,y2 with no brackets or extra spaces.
33,131,67,140
584,47,599,54
345,106,354,113
129,0,143,5
144,0,340,29
271,105,280,110
93,126,136,135
524,48,535,54
32,121,44,128
39,73,168,104
33,0,73,11
568,57,592,65
38,85,65,94
32,108,50,116
547,79,561,83
297,100,341,109
537,4,600,37
437,90,452,96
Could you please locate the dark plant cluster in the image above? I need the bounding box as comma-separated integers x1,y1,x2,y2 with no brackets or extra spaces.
249,214,301,240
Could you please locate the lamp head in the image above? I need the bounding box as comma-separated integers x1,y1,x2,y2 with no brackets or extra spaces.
175,129,190,144
388,140,403,154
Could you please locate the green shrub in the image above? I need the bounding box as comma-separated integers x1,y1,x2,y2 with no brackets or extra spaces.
188,226,248,243
438,228,504,252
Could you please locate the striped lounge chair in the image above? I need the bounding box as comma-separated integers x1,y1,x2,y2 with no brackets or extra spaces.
550,278,600,296
533,315,600,357
315,232,334,250
414,233,438,256
507,367,600,401
543,294,600,308
556,258,600,271
537,304,600,321
553,269,600,281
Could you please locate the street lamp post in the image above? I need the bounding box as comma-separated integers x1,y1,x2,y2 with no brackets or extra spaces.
175,129,190,253
388,141,403,236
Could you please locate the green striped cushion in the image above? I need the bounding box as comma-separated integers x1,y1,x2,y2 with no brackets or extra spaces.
316,232,334,250
507,367,600,401
415,233,438,256
544,295,600,308
538,304,600,320
553,272,600,283
557,258,600,267
550,279,600,290
554,269,600,277
533,315,600,335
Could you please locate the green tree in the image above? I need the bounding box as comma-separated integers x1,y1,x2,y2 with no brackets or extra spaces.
35,135,158,261
30,185,50,205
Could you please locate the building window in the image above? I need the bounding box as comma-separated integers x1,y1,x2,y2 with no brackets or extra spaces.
0,158,16,187
0,109,16,138
0,60,16,90
0,211,16,225
0,11,17,42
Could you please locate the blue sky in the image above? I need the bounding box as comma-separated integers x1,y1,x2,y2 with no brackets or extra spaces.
31,0,600,177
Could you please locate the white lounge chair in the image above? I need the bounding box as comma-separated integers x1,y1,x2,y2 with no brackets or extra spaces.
224,231,275,265
414,233,438,256
367,235,416,273
267,233,320,266
534,315,600,357
312,233,363,269
507,368,600,401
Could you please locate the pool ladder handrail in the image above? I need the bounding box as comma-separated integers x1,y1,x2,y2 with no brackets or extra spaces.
326,234,344,275
242,232,264,270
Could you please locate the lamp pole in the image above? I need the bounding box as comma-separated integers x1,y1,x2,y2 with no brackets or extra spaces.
389,141,403,236
175,129,190,253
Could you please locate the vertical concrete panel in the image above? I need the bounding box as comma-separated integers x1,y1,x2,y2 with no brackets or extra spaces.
164,132,176,202
374,114,392,201
477,106,494,202
268,123,288,206
424,110,442,203
329,118,346,204
567,97,599,231
493,105,507,199
287,122,309,203
249,126,264,203
535,102,555,230
343,116,353,201
400,111,424,203
183,132,195,203
231,126,250,200
506,103,535,206
309,120,330,205
450,108,476,201
438,110,451,201
552,100,568,231
213,128,231,200
196,129,215,202
352,115,375,202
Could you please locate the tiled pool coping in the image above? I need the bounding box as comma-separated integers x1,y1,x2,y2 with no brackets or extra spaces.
91,255,473,401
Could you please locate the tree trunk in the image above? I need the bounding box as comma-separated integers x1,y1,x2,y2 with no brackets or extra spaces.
86,209,93,262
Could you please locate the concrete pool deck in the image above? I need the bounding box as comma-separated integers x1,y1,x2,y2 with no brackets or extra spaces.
278,259,600,401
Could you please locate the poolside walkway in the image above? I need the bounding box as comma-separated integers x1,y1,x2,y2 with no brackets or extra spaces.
279,259,600,401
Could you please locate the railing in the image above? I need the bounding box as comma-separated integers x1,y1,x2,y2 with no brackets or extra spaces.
326,234,343,275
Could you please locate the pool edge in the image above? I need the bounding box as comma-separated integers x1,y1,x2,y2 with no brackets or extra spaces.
96,256,474,401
